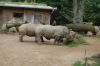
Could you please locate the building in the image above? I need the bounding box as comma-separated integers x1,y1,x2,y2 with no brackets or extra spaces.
0,2,56,27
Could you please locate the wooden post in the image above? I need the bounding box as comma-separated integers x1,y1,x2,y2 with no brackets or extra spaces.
23,9,26,23
84,49,87,66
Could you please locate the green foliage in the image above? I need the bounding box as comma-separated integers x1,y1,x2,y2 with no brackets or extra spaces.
96,63,100,66
0,0,12,2
37,0,73,25
66,24,94,33
0,1,46,5
46,0,73,17
84,0,100,24
73,54,100,66
50,10,72,25
64,35,87,47
89,54,100,66
0,29,2,33
92,18,100,26
73,61,83,66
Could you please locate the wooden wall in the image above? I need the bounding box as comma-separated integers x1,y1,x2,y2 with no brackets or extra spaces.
1,7,51,27
24,10,34,23
2,8,24,24
34,12,50,24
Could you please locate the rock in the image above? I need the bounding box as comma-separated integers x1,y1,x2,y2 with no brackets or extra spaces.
87,31,93,37
9,27,17,33
96,31,100,36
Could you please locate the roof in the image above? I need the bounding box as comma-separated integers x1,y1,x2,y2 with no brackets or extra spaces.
0,2,57,10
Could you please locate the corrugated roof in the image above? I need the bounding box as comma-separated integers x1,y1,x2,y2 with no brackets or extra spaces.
0,2,57,10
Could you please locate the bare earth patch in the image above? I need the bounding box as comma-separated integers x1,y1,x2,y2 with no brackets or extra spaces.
0,33,100,66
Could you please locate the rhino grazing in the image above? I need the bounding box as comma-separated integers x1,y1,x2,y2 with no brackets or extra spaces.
19,24,75,45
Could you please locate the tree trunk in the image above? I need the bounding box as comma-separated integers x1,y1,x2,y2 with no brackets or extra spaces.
24,0,27,2
34,0,36,2
73,0,84,23
73,0,78,23
78,0,84,23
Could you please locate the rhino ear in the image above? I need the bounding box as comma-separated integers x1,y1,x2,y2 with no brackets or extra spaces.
64,30,70,35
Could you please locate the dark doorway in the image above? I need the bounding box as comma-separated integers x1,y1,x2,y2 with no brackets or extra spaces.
13,13,24,18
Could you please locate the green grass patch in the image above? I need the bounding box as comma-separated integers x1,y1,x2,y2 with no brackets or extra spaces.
73,61,83,66
0,29,2,33
96,35,100,39
73,54,100,66
0,2,47,6
64,35,87,47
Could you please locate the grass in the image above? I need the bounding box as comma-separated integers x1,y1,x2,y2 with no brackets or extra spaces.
96,35,100,39
0,1,47,6
0,29,2,33
64,34,87,47
73,61,83,66
73,54,100,66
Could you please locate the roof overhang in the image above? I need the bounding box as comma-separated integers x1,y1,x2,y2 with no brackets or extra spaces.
0,3,57,10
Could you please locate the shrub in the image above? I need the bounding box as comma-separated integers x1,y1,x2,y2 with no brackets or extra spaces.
93,19,100,26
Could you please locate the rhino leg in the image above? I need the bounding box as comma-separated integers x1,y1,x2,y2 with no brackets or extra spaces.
54,36,63,45
54,36,58,45
41,36,44,42
36,35,42,45
19,35,24,42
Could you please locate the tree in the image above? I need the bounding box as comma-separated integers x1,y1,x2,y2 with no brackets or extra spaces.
24,0,27,2
73,0,84,23
39,0,73,24
0,0,12,2
84,0,100,23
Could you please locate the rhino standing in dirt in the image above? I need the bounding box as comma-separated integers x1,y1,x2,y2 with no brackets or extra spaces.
18,23,44,42
35,25,75,45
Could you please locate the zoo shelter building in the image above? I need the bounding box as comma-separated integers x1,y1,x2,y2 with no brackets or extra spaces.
0,2,56,27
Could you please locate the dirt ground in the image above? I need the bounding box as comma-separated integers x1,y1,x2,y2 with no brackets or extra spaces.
0,33,100,66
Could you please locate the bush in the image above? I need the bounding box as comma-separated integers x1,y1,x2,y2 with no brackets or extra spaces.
66,24,95,34
73,54,100,66
73,61,83,66
93,20,100,26
64,35,87,47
